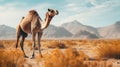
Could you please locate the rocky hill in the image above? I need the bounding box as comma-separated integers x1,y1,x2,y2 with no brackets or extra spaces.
0,21,120,39
0,25,16,39
98,21,120,38
43,25,72,38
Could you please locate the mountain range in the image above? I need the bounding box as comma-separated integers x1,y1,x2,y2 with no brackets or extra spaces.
0,20,120,39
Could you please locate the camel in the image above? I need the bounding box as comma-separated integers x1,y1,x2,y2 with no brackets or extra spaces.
15,8,59,59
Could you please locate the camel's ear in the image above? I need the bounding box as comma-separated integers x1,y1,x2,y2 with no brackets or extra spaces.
48,8,51,11
22,17,25,19
56,10,59,15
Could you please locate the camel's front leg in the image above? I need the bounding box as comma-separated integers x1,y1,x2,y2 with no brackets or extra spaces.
31,33,36,59
38,32,43,57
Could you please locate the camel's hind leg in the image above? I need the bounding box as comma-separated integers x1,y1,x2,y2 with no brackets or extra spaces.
16,17,24,48
20,35,28,58
15,25,21,48
38,32,43,57
16,35,21,48
16,25,28,58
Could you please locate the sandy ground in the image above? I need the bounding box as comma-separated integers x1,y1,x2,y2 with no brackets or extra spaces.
22,43,120,67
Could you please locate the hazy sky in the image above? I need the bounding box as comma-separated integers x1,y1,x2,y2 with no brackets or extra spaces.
0,0,120,28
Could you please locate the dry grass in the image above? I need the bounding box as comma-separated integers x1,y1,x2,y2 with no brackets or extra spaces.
96,40,120,59
46,41,67,48
44,49,67,67
36,48,114,67
36,48,89,67
0,40,16,48
83,61,113,67
64,48,89,67
0,39,120,67
0,42,5,49
26,40,68,49
0,49,25,67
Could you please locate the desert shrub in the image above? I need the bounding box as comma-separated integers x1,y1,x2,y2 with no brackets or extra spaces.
44,49,67,67
46,41,67,49
0,42,5,49
36,48,89,67
0,49,25,67
65,48,89,67
0,40,15,48
63,40,77,47
84,60,114,67
97,42,120,59
26,41,41,50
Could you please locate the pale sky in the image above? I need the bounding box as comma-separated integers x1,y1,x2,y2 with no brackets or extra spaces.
0,0,120,28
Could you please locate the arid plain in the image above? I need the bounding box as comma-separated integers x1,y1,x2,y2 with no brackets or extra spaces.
0,39,120,67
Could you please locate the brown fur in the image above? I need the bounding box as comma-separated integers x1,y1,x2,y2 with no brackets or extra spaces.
15,9,59,58
19,10,40,33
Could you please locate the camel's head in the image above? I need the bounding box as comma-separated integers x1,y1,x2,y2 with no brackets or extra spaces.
46,8,59,18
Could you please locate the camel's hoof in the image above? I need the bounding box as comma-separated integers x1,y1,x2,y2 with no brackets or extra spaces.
24,55,29,58
30,56,35,59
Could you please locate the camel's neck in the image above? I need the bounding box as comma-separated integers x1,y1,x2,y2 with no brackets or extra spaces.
41,14,53,30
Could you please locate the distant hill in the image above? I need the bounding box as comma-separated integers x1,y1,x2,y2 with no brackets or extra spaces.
0,25,16,39
73,30,99,39
61,20,99,36
0,21,120,39
98,21,120,38
61,20,101,38
43,25,72,38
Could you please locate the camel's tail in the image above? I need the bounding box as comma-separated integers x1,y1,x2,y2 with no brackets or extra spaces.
16,17,24,36
16,25,20,36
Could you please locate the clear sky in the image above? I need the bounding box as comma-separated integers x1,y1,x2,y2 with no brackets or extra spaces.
0,0,120,28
